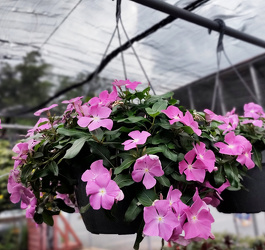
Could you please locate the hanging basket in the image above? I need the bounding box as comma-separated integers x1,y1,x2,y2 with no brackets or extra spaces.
217,164,265,213
74,166,142,235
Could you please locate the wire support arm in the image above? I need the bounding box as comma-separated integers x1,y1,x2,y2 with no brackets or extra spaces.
129,0,265,49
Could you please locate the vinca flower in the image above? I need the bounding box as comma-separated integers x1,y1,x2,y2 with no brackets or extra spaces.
77,105,113,131
131,154,164,189
122,130,150,150
34,103,58,116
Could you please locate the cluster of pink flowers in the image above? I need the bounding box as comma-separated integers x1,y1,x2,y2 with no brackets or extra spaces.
6,79,265,247
81,160,124,210
143,187,214,245
161,106,202,136
179,142,215,183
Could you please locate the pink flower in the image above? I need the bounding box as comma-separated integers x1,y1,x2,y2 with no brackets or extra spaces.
161,106,184,125
132,154,164,189
81,161,123,210
180,111,202,136
241,119,263,128
204,109,224,122
143,200,179,241
166,187,188,237
62,96,83,114
122,130,151,150
236,141,255,169
84,175,122,210
244,102,264,119
34,104,58,116
166,186,182,207
218,115,239,134
7,169,20,193
89,87,118,107
183,190,214,240
193,142,215,173
0,119,2,129
112,79,141,90
179,149,206,183
214,131,246,156
9,183,35,205
26,118,52,137
77,105,113,131
21,197,37,219
81,160,110,183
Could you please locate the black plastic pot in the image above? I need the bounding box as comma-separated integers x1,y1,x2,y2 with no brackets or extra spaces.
75,178,142,234
217,164,265,213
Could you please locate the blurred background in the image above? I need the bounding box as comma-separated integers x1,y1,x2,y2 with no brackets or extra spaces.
1,0,265,249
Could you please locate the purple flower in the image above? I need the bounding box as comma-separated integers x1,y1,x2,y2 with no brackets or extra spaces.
81,160,123,210
112,79,141,90
180,111,202,136
34,104,58,116
183,190,214,240
218,115,239,134
179,149,206,183
131,154,164,189
244,102,264,119
9,183,35,205
77,105,113,131
0,119,2,129
193,142,215,173
85,175,122,210
89,87,118,107
143,200,179,241
215,131,246,156
122,130,151,150
161,106,184,124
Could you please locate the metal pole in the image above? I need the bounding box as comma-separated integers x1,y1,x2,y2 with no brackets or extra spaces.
129,0,265,49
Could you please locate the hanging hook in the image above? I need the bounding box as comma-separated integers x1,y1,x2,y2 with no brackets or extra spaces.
209,19,226,52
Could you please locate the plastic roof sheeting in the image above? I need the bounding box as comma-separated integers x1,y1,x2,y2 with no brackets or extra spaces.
1,0,265,95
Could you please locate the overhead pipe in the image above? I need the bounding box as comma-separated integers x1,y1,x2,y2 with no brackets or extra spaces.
129,0,265,49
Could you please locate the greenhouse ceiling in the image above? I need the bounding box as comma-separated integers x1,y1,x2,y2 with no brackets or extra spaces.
1,0,265,95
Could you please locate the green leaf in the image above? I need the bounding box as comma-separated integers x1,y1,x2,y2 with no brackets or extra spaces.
213,166,225,186
136,189,157,207
133,220,145,250
152,100,168,112
91,128,104,141
87,141,113,168
63,137,88,159
145,146,164,155
146,92,174,103
57,127,90,138
182,126,194,135
161,145,178,162
124,198,142,222
252,145,262,169
33,213,43,224
33,152,44,158
80,202,90,214
113,174,135,188
21,164,34,181
48,161,59,176
54,199,75,213
224,163,239,188
118,116,146,123
114,157,136,175
156,175,171,187
42,210,54,226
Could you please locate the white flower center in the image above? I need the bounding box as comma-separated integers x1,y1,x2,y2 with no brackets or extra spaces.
157,216,164,223
93,116,100,121
99,188,106,196
144,168,149,173
133,138,139,143
199,154,204,159
191,215,197,222
187,164,193,170
228,144,234,149
173,116,180,120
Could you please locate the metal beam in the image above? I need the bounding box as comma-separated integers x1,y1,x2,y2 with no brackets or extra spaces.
130,0,265,49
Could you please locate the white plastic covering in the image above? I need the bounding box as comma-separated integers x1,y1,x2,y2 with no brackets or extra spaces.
1,0,265,94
